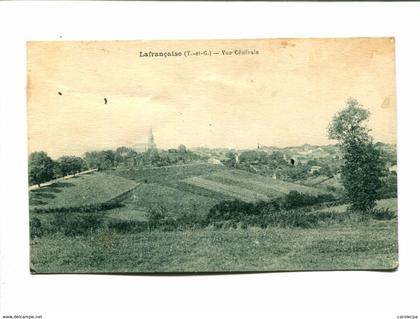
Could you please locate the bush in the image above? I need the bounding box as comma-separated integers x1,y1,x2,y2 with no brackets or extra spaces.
206,191,337,229
146,206,166,224
31,200,124,214
315,211,346,224
326,185,337,192
280,211,319,228
30,217,44,239
283,191,336,209
107,217,194,234
107,220,132,233
107,220,149,233
379,173,398,199
175,211,206,229
51,213,103,236
207,200,254,223
206,199,324,229
370,208,397,220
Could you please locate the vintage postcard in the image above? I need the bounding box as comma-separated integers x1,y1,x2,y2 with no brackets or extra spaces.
27,38,397,273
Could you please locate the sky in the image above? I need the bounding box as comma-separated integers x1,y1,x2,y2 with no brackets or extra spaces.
27,38,396,159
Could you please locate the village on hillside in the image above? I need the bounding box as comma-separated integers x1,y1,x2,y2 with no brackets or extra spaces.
28,127,397,199
26,39,398,273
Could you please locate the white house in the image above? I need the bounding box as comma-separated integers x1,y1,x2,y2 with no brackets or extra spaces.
208,158,222,165
309,166,322,174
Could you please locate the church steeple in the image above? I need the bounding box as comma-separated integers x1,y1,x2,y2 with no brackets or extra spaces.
147,128,157,150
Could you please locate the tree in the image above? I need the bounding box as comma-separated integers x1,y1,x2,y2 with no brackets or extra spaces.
98,150,116,170
57,156,72,176
318,164,334,178
238,150,260,163
28,151,55,186
143,148,160,166
269,151,287,167
115,147,138,166
328,98,386,212
222,151,237,168
58,156,85,176
84,150,115,170
178,144,187,153
52,160,62,178
84,151,101,169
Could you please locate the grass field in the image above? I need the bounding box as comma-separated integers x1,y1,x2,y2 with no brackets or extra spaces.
29,164,398,273
95,164,330,221
182,170,329,203
108,164,329,212
182,176,271,202
300,174,345,192
30,219,398,273
29,172,138,210
28,164,332,221
110,163,225,185
113,182,221,219
100,165,331,222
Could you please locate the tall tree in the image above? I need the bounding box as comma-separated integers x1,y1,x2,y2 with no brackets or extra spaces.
58,156,85,176
328,98,387,212
84,151,100,169
28,151,55,186
115,147,138,166
84,150,115,170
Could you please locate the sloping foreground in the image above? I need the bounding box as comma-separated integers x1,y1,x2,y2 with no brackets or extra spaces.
29,172,139,212
30,219,398,273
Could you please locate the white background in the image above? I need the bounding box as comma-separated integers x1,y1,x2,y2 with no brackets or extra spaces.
1,2,420,319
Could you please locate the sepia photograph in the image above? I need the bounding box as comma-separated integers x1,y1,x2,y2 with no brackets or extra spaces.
27,38,398,273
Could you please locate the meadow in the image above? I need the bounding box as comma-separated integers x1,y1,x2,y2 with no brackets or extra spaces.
183,169,329,202
30,218,398,273
106,182,220,221
29,172,139,212
108,164,329,210
29,164,398,273
109,163,225,184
